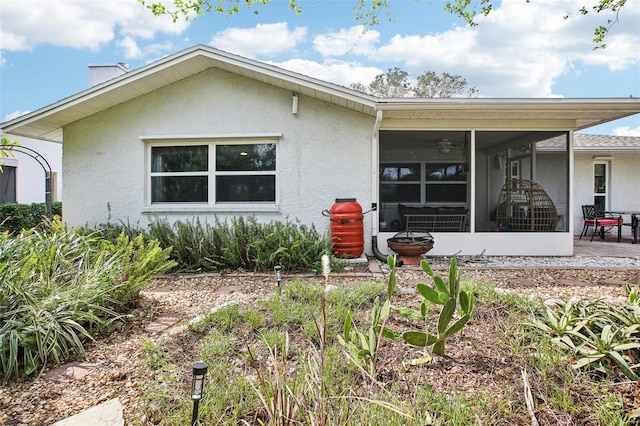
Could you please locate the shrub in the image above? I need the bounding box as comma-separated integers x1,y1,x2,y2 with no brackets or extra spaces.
0,219,175,382
0,202,62,232
147,215,334,273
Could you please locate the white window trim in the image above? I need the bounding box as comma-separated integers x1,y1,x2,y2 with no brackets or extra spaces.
141,134,281,214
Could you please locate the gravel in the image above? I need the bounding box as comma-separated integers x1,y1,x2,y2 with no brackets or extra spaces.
422,255,640,268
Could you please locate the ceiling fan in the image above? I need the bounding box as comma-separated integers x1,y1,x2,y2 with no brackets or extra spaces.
437,139,453,153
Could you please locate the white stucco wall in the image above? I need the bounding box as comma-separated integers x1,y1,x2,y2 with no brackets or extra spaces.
573,151,640,237
2,134,62,204
63,68,375,250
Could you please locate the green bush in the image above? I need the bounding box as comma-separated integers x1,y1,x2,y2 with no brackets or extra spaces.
0,219,175,382
147,215,334,273
0,202,62,232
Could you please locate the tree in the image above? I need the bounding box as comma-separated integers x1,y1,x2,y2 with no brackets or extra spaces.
0,137,19,173
414,71,478,98
356,67,411,98
350,68,478,98
139,0,629,48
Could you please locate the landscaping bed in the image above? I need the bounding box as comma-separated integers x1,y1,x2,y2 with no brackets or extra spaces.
1,264,639,425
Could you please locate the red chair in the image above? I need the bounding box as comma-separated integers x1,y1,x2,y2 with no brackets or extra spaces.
580,205,622,242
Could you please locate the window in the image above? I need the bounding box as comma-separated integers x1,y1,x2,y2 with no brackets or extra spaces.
148,140,277,205
151,145,209,203
425,163,467,203
380,164,420,203
0,166,16,203
215,144,276,202
380,162,468,204
593,162,608,210
510,160,520,183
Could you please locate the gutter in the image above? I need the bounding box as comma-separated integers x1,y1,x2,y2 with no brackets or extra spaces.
371,110,387,262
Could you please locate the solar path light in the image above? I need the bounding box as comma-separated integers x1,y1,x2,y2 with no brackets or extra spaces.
190,361,208,426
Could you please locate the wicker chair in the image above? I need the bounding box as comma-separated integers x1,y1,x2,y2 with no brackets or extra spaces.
495,180,558,232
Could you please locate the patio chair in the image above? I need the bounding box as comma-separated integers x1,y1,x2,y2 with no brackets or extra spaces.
579,204,623,242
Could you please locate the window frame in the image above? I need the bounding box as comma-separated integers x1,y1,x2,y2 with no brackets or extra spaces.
593,161,609,211
143,134,281,212
380,161,468,205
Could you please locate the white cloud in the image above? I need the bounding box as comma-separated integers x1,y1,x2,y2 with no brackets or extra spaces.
312,26,380,57
116,36,174,60
3,110,31,122
322,0,639,97
612,126,640,137
0,0,187,53
272,58,381,88
116,36,143,59
209,22,308,57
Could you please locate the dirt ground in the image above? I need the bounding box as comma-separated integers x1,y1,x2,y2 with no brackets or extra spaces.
1,263,639,425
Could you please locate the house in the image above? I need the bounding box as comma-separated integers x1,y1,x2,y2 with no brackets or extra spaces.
1,45,639,256
0,134,62,205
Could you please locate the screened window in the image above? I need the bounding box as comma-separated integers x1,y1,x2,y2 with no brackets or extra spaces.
149,141,277,204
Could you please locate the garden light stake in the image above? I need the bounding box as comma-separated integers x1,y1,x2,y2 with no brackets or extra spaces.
190,361,208,426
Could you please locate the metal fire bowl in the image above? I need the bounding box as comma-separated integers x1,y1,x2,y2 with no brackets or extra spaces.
387,237,434,257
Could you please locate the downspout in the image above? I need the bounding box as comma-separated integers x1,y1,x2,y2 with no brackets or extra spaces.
371,110,387,262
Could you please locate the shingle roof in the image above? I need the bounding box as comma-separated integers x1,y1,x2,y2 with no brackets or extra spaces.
574,133,640,149
537,134,640,151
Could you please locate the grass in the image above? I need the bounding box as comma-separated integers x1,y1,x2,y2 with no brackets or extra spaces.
136,275,635,426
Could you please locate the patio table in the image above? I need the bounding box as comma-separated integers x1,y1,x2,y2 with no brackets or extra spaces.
610,211,640,244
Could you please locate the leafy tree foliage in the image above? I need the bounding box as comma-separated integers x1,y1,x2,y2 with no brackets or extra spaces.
351,67,411,97
414,71,479,98
139,0,629,48
350,67,478,98
0,136,19,172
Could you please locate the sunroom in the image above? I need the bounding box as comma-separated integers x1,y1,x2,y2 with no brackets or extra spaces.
373,100,580,257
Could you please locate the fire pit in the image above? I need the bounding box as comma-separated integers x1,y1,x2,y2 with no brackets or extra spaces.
386,230,434,265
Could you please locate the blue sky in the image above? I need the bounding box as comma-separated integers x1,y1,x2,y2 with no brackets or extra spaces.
1,0,639,135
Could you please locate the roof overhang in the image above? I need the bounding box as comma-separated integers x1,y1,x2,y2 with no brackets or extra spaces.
1,45,639,143
375,98,640,130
